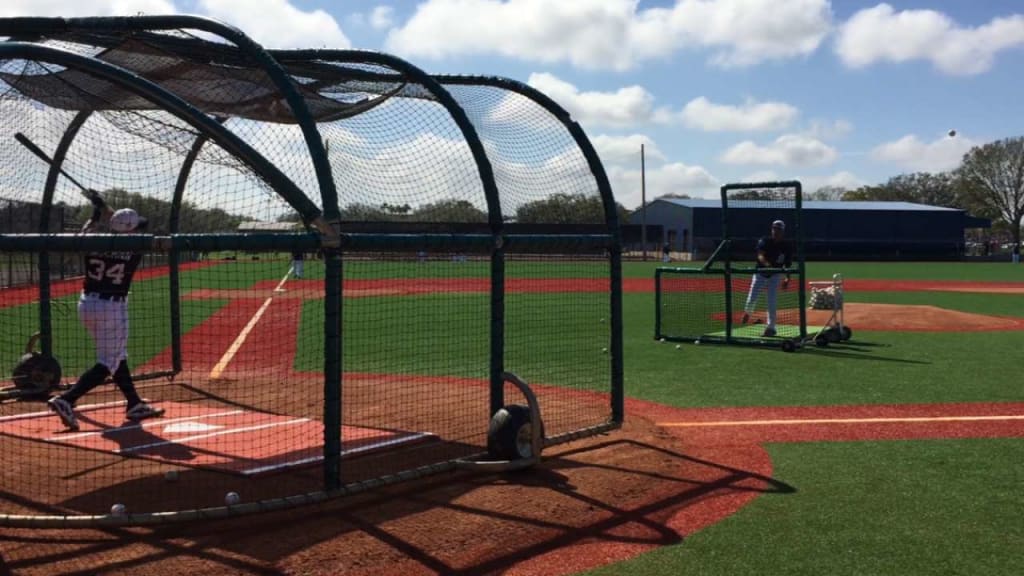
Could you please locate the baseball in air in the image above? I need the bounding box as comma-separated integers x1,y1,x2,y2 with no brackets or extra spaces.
948,129,957,138
110,503,126,516
225,491,241,506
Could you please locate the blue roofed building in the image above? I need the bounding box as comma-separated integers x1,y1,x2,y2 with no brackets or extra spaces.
627,199,991,261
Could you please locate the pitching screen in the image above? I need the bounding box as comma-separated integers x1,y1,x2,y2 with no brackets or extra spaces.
655,268,727,342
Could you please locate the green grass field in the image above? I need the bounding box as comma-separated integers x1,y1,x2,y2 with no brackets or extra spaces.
2,258,1021,574
599,261,1024,575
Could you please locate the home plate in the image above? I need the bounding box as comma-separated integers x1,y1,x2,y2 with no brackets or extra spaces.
0,401,435,476
164,421,225,433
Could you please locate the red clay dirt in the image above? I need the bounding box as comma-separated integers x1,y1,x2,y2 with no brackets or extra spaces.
2,400,1022,575
187,276,1024,299
801,302,1024,332
190,280,1024,332
2,276,1023,574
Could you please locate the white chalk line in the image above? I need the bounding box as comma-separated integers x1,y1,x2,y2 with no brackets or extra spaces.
0,400,126,422
208,269,291,379
116,417,310,453
657,415,1024,427
49,410,244,441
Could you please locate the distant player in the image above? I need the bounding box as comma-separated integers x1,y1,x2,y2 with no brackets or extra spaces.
741,220,792,337
48,191,164,431
291,249,304,278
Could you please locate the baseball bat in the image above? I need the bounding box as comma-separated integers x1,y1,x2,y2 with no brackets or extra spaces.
13,132,93,199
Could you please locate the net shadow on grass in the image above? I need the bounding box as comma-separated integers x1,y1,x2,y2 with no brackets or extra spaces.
808,347,931,364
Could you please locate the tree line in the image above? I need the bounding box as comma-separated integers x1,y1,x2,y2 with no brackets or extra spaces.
3,189,248,234
76,188,249,233
281,195,630,226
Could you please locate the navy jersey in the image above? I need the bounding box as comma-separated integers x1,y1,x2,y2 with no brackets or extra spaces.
82,251,143,296
755,237,792,270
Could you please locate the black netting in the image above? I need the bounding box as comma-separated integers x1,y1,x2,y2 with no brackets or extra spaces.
0,22,619,524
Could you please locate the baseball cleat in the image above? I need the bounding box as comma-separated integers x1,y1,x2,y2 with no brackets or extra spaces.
126,402,165,421
48,397,79,431
762,327,777,338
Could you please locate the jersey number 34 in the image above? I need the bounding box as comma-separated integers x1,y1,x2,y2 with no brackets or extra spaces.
87,259,126,285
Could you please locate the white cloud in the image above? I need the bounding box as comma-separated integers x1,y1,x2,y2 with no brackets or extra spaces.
870,133,977,172
527,73,664,128
835,4,1024,75
370,6,395,30
740,170,780,183
803,171,864,192
741,170,863,194
587,133,716,208
198,0,350,49
721,134,838,167
670,0,833,68
680,97,798,132
591,134,665,167
386,0,832,71
607,162,719,208
0,0,176,17
1,0,352,49
804,119,853,140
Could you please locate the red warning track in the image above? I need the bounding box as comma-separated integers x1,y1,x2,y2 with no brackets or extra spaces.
200,277,1024,297
6,273,1022,310
0,261,217,308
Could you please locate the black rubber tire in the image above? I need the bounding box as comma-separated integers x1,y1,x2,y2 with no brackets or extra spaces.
815,335,830,347
840,326,853,341
781,340,797,353
487,404,535,460
824,327,842,343
12,353,62,394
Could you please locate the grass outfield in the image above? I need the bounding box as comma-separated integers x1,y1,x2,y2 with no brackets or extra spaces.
609,263,1023,575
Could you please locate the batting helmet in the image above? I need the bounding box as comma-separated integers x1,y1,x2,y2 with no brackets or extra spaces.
110,208,146,232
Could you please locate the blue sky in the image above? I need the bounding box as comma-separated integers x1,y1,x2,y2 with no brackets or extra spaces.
4,0,1023,210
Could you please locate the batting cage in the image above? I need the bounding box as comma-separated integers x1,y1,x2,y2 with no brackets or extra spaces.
0,16,623,526
656,181,806,350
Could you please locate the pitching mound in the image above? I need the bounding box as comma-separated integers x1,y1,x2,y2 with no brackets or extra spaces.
805,303,1024,332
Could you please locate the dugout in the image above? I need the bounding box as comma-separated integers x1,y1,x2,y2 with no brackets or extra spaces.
631,198,991,261
0,15,622,526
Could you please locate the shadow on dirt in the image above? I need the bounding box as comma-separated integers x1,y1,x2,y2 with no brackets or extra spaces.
1,436,794,576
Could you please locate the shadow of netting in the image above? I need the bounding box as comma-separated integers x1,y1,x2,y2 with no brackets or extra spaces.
0,430,793,576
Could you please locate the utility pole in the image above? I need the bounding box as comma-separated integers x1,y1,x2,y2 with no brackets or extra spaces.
641,143,647,261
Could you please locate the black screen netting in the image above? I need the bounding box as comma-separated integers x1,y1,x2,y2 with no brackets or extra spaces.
0,24,619,524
